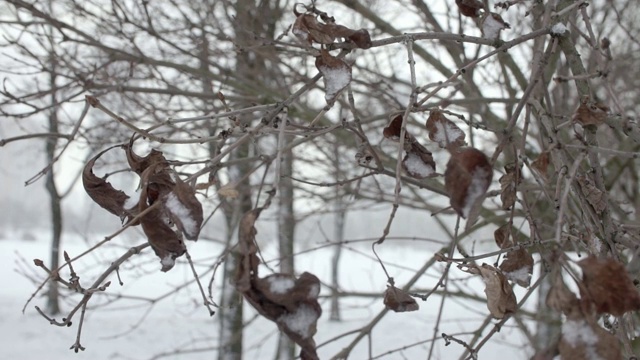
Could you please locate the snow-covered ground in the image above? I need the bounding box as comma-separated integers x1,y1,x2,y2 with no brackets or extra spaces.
1,229,536,359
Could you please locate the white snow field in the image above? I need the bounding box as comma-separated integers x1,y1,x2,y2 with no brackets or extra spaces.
1,228,535,359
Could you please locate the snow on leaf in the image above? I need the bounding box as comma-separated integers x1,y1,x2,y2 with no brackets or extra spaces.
383,286,419,312
315,49,351,104
482,13,510,40
425,110,465,150
234,209,322,360
163,179,203,241
559,316,621,360
402,141,436,179
402,151,436,178
267,274,296,294
577,255,640,316
499,248,533,287
445,148,493,219
478,264,517,319
278,304,318,339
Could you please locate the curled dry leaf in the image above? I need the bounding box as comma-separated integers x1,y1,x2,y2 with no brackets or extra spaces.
499,247,533,288
498,163,521,210
559,314,621,360
382,115,406,141
572,96,609,127
292,8,371,48
482,13,510,40
82,145,137,223
234,209,322,360
425,110,466,150
479,264,517,319
444,147,493,219
494,222,514,249
402,142,436,179
531,151,550,181
383,286,419,312
575,174,606,214
546,268,579,314
456,0,484,18
82,137,203,272
315,49,351,104
218,183,240,199
577,255,640,316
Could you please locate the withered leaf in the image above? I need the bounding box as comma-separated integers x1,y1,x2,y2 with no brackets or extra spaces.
531,151,550,181
494,222,514,249
499,247,533,287
479,264,517,319
382,115,405,141
456,0,484,18
315,49,351,104
444,148,493,219
138,180,186,272
402,142,436,179
383,286,419,312
425,110,466,150
577,255,640,316
82,145,136,223
572,96,609,127
292,10,371,49
234,209,322,360
498,163,521,210
546,268,579,314
559,315,621,360
164,179,203,240
125,136,168,175
575,174,606,214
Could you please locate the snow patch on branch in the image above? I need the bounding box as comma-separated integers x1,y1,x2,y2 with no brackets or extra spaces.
551,23,568,35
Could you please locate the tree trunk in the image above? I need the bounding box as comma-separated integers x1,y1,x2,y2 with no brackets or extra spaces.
274,144,296,360
46,26,62,315
330,145,345,321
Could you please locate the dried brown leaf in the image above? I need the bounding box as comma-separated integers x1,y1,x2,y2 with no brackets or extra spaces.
383,286,419,312
402,142,436,179
444,148,493,219
315,49,351,104
572,96,609,127
292,10,371,49
531,151,550,181
499,248,533,287
577,255,640,316
138,181,186,272
382,115,404,141
234,209,322,360
82,146,136,223
456,0,484,18
498,163,521,210
164,179,203,240
575,174,607,214
479,264,517,319
425,110,466,150
546,269,579,314
494,222,514,249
